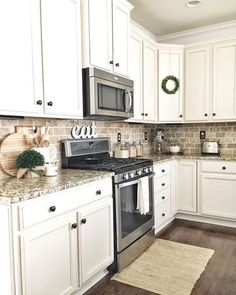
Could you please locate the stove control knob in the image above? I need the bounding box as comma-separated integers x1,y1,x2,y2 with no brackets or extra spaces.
129,172,134,178
136,170,142,176
123,174,129,180
147,167,151,172
143,168,148,173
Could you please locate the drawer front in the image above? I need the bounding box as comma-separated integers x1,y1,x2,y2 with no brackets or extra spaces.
154,188,170,206
155,175,171,192
155,200,171,227
201,161,236,174
154,162,171,177
19,178,112,230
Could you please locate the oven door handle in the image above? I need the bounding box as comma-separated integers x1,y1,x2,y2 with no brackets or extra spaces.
117,172,155,189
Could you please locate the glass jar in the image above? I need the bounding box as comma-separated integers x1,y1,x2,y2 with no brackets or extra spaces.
120,143,129,158
114,143,121,158
136,142,143,157
129,142,137,158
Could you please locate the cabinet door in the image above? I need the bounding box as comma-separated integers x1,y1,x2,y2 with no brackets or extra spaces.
21,214,78,295
112,0,132,77
41,0,83,118
200,173,236,220
158,49,184,122
128,32,143,122
178,161,197,213
0,0,43,116
82,0,113,72
185,46,210,121
213,40,236,120
143,40,157,123
79,197,113,284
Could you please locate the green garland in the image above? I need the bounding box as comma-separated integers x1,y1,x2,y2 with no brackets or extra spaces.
161,75,180,94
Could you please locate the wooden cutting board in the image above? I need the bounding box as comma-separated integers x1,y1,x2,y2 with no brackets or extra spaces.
0,127,34,176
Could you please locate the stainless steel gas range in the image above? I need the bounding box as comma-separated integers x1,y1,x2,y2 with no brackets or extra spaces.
62,137,155,272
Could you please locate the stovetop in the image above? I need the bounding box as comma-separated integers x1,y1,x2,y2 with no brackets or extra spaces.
65,154,152,174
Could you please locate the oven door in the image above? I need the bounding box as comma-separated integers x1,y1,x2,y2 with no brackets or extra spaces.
90,77,133,118
115,173,154,252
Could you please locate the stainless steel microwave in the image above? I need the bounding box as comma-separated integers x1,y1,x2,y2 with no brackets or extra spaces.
82,67,134,120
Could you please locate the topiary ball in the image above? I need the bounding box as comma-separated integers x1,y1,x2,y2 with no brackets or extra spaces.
16,150,45,169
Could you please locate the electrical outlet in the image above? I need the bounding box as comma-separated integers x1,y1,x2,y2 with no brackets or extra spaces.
144,132,148,141
117,133,121,142
200,131,206,140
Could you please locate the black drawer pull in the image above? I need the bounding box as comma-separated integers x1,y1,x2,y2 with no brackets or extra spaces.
36,100,43,105
141,113,144,116
96,190,101,195
162,213,166,217
109,60,114,64
81,218,87,224
162,169,165,173
47,101,53,106
115,63,120,67
162,196,165,200
222,166,226,170
71,223,77,229
162,183,165,187
213,113,216,116
145,113,148,116
179,114,183,118
204,113,208,117
49,206,56,212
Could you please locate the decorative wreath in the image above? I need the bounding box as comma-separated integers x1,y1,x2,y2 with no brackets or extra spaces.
161,75,180,94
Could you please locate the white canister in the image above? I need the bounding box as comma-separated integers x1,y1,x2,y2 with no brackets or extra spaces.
32,146,57,164
45,164,58,177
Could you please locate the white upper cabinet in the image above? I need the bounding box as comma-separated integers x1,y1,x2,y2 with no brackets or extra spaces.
212,40,236,120
158,47,184,122
41,0,83,118
81,0,133,77
185,46,211,122
128,31,143,122
143,39,158,123
0,0,43,116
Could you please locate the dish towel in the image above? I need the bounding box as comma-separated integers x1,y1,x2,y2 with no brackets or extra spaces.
137,176,149,215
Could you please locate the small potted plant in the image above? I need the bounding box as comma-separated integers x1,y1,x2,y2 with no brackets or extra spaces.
169,142,181,154
16,150,45,179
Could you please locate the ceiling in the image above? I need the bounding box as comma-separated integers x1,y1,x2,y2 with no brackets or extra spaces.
129,0,236,36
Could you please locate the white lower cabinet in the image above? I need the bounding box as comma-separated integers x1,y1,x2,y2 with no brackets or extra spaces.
178,160,197,213
21,213,78,295
79,198,113,284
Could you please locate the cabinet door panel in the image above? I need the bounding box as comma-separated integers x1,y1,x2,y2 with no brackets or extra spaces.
185,47,210,121
0,0,43,115
113,0,130,76
79,198,113,284
213,41,236,120
200,173,236,219
128,32,143,122
86,0,113,71
41,0,83,117
178,161,197,212
158,49,183,122
21,214,78,295
143,40,157,123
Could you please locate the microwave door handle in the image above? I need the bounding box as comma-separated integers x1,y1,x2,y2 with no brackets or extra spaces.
125,89,132,113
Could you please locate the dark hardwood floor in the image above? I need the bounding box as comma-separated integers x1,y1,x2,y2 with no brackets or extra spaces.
85,219,236,295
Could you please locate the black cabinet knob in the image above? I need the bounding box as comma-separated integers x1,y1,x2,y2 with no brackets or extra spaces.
71,223,77,229
115,63,119,67
36,100,43,105
49,206,56,212
81,218,87,224
47,101,53,106
96,190,101,195
141,113,144,116
204,113,208,117
213,113,216,116
162,183,165,187
162,196,165,200
145,113,148,116
179,114,183,118
162,169,165,173
162,213,166,217
109,60,114,65
222,166,226,170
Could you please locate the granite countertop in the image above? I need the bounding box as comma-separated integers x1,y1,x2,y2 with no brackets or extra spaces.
0,170,114,204
145,153,236,164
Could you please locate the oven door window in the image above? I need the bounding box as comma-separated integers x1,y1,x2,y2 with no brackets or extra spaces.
119,179,153,239
97,83,126,112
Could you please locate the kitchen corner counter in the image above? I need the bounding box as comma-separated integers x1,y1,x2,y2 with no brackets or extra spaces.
144,154,236,165
0,170,114,204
